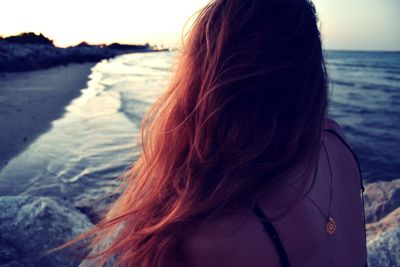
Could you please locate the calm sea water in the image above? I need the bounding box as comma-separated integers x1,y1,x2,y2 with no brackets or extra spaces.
0,51,398,205
325,51,400,181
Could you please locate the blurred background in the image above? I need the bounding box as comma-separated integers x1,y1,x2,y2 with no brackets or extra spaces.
0,0,399,266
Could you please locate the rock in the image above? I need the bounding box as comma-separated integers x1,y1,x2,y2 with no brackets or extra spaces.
363,178,400,223
367,207,400,267
0,196,93,267
75,192,119,224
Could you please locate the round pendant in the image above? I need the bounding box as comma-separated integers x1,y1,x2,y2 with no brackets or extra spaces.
326,217,336,235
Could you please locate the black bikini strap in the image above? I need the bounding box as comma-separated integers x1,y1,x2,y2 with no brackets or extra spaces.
252,204,290,267
323,129,365,192
323,128,368,266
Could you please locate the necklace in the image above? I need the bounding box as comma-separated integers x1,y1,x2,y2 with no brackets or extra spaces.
285,141,336,235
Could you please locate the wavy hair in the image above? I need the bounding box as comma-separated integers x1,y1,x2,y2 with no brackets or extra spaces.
67,0,328,266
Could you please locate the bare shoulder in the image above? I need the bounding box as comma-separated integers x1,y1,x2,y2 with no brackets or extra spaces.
323,118,347,140
182,211,281,267
323,118,361,186
322,118,355,155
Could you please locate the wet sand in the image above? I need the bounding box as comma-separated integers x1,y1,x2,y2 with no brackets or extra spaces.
0,63,95,171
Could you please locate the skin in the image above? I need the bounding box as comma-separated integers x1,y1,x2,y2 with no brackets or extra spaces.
182,118,368,266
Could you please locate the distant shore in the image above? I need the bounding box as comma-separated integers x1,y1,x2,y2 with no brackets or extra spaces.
0,32,168,73
0,62,95,171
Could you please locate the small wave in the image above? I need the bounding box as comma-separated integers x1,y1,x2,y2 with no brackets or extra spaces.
333,80,355,87
327,62,367,69
328,62,400,71
385,69,400,76
360,84,398,92
123,62,136,67
385,76,400,82
149,66,170,72
119,95,153,123
62,163,130,184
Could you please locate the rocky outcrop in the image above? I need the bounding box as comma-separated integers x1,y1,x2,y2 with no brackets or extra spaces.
365,178,400,267
0,196,93,267
363,179,400,223
0,32,159,73
367,207,400,267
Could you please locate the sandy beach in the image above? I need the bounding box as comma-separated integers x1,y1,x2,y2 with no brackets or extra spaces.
0,63,95,171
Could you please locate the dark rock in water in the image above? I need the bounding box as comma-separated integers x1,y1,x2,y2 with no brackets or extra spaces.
75,192,120,224
0,196,93,267
19,180,120,224
367,207,400,267
363,178,400,223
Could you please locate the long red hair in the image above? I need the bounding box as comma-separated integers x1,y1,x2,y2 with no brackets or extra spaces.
70,0,328,265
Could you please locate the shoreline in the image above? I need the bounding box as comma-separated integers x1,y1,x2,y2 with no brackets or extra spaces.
0,62,96,171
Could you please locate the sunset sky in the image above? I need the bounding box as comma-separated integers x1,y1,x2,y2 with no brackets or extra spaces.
1,0,399,51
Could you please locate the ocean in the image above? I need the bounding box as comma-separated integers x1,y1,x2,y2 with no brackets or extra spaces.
0,50,398,205
326,51,400,182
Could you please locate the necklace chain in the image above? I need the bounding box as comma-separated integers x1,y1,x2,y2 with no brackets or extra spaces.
285,141,336,235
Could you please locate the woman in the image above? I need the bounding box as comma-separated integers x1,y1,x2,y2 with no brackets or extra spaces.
76,0,368,266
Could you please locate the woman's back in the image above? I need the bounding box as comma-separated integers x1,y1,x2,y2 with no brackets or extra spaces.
183,120,368,266
69,1,369,266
